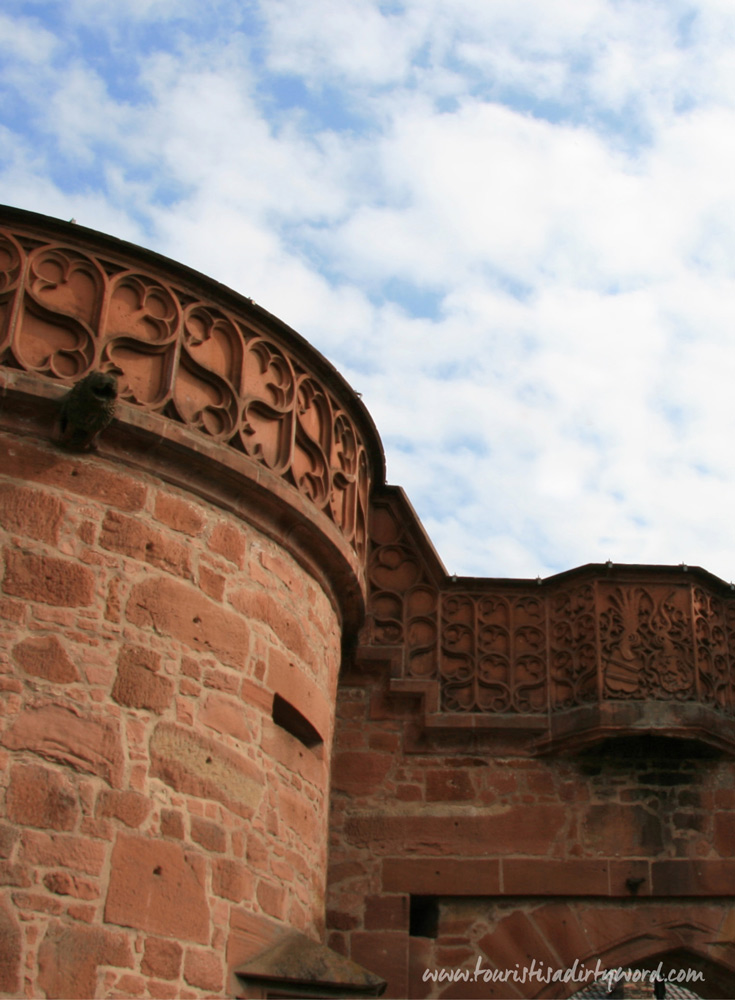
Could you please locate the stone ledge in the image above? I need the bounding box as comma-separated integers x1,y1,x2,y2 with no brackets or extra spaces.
0,370,367,633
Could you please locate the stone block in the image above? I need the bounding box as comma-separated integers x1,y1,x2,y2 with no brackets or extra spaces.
210,521,246,568
43,871,98,899
528,902,593,969
3,702,123,786
37,920,133,1000
332,751,393,796
12,634,80,683
154,494,206,536
199,690,251,742
21,830,107,876
112,658,174,714
231,588,308,661
0,483,65,544
212,858,254,902
150,722,263,818
105,834,209,942
127,576,250,668
183,947,224,992
347,807,565,856
97,790,151,829
365,894,409,931
256,879,287,919
351,931,407,998
6,763,78,831
3,548,95,606
502,859,609,895
0,900,20,994
478,910,558,975
160,810,185,839
382,859,500,895
100,511,192,578
425,769,475,802
278,785,321,843
190,816,226,853
0,436,146,511
142,937,183,980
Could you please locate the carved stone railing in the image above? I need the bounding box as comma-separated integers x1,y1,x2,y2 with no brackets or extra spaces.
0,208,382,565
360,489,735,752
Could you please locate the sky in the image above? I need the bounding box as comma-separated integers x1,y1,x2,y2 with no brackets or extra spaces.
4,0,735,581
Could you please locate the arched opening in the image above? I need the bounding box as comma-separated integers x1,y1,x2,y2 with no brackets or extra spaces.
563,948,735,1000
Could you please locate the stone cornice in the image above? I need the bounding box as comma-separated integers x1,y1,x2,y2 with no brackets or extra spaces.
0,205,386,630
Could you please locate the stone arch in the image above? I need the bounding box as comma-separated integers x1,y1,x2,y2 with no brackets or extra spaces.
529,904,735,1000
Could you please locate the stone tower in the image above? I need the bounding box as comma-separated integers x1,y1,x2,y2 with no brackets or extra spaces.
0,206,383,998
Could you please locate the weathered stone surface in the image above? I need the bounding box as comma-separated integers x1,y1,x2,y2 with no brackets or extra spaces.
105,834,209,943
230,588,309,661
183,947,224,992
112,657,174,714
154,493,206,536
142,937,183,980
382,859,500,895
43,871,98,900
0,483,65,544
2,702,123,786
344,807,565,856
126,576,250,667
0,824,19,859
212,858,254,902
209,521,246,567
199,690,250,741
2,548,95,606
0,436,147,511
190,816,226,853
21,830,107,876
150,722,263,818
12,634,80,683
332,751,393,796
6,763,79,831
97,790,151,829
278,786,320,844
0,898,21,994
99,510,192,578
37,920,132,1000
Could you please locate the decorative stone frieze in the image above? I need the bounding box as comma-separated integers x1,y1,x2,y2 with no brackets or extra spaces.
361,488,735,752
0,210,381,573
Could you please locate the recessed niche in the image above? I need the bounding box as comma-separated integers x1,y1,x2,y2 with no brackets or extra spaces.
409,896,439,938
272,693,323,753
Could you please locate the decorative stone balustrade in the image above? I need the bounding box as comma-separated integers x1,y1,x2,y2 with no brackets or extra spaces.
361,489,735,753
0,208,381,573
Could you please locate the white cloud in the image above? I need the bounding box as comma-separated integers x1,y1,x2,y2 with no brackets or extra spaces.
5,0,735,582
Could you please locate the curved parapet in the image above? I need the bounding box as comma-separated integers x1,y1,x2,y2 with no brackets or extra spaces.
0,205,385,631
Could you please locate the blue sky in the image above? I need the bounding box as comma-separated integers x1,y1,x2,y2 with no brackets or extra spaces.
4,0,735,580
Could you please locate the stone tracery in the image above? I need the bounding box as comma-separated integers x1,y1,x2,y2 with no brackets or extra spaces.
362,489,735,747
0,224,371,560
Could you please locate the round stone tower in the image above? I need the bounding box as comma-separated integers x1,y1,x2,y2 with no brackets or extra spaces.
0,206,384,999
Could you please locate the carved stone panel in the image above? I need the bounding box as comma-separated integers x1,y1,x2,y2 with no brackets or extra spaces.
440,593,546,712
0,223,372,558
549,584,597,709
599,584,695,700
361,499,735,741
364,498,439,677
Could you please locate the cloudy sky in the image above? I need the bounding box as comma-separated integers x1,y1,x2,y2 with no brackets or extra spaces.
4,0,735,581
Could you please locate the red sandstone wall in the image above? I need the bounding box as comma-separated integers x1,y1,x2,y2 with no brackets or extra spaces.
326,662,735,999
0,429,341,999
